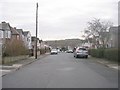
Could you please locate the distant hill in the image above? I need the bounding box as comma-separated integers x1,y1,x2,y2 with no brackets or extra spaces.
44,39,84,49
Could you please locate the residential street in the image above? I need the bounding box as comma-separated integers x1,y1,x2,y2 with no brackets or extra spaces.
2,53,118,88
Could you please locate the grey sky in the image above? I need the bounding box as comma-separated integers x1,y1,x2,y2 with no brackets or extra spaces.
0,0,118,40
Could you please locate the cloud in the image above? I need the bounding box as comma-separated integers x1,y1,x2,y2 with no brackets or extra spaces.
0,0,118,40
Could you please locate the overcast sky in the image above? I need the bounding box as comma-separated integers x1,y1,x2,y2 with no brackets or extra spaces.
0,0,118,40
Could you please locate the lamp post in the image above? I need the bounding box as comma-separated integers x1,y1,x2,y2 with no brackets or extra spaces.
35,3,38,59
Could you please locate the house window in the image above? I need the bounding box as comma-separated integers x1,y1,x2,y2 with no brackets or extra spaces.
8,31,11,38
5,31,11,38
5,31,8,38
0,31,3,38
17,35,19,40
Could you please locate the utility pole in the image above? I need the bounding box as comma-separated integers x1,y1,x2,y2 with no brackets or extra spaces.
35,2,38,59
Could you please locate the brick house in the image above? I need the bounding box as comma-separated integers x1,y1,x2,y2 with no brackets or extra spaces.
16,29,25,42
10,27,20,40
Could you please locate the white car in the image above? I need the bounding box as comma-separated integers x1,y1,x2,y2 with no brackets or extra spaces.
74,47,88,58
51,49,58,54
57,49,61,53
66,49,73,53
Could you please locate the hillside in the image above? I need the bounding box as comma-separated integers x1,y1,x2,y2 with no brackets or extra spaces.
45,39,84,49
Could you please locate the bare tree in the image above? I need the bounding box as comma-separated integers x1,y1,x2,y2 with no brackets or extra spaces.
84,18,113,48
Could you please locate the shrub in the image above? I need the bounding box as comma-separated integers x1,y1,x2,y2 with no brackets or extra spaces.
90,48,119,62
40,48,46,54
90,48,104,58
3,39,29,56
104,48,118,62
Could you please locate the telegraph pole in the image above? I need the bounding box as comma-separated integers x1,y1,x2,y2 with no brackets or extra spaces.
35,3,38,59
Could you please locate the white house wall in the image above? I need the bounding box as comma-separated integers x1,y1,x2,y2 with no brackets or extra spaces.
24,32,32,49
0,30,3,44
0,30,3,38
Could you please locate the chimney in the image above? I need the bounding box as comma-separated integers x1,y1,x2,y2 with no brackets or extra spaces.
14,27,16,29
2,21,6,23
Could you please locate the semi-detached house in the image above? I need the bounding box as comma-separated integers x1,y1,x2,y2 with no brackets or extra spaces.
0,22,12,44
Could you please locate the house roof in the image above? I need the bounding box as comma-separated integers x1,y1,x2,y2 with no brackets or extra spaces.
0,22,11,31
17,29,24,34
23,31,29,36
31,36,39,42
11,27,19,35
0,29,4,31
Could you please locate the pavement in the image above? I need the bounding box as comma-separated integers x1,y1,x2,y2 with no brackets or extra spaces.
0,53,50,77
89,56,119,70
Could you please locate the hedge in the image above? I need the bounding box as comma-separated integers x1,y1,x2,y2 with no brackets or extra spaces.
90,48,119,62
104,48,118,62
90,48,104,58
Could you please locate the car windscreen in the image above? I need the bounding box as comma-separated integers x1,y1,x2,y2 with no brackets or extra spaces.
51,49,57,51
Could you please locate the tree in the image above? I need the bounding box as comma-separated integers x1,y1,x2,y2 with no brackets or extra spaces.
84,18,113,48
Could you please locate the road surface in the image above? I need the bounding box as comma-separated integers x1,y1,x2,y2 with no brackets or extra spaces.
2,53,118,88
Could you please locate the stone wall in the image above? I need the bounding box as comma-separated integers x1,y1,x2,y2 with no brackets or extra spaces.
0,55,29,64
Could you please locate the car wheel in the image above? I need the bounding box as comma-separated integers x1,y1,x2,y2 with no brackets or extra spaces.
75,55,78,58
85,55,88,58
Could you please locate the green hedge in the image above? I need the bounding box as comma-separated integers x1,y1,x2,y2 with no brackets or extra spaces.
104,49,118,62
90,48,119,62
90,48,104,58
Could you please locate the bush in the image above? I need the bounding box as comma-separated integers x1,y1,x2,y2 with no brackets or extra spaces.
3,39,29,56
40,48,46,54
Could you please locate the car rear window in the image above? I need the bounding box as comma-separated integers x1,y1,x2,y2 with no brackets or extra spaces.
78,48,86,50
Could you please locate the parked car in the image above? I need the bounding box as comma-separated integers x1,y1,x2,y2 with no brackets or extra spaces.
51,49,58,54
66,49,73,53
57,49,61,53
74,47,88,58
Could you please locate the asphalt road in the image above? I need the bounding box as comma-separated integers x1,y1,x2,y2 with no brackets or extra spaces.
2,53,118,88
